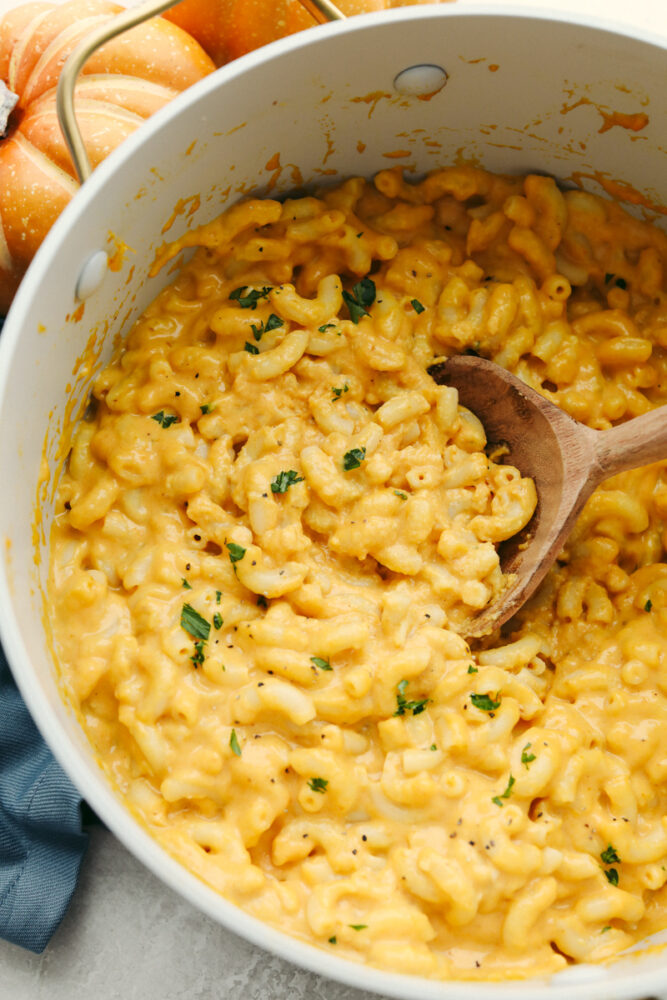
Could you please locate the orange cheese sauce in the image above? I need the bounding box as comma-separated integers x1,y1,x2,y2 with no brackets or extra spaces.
48,166,667,981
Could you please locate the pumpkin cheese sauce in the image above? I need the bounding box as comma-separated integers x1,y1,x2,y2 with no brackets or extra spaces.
49,166,667,981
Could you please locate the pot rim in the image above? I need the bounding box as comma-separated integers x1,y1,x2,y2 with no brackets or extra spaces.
2,5,667,997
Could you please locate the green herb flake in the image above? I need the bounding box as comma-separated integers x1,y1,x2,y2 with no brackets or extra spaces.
200,403,213,415
271,469,304,494
430,744,437,751
252,313,284,341
342,277,376,324
226,542,246,565
604,868,619,886
229,285,272,309
470,692,500,712
349,924,367,931
215,590,222,604
265,313,283,331
601,926,611,933
151,410,179,428
229,728,242,757
181,603,211,641
311,656,332,671
394,679,429,717
318,322,335,332
213,613,223,630
645,599,653,612
521,743,536,768
257,595,268,608
308,777,329,793
328,936,337,944
331,384,349,401
190,640,205,668
411,298,425,314
244,341,260,355
601,845,621,865
492,774,515,807
394,490,408,500
604,273,615,284
616,277,627,289
343,447,366,471
182,578,192,590
467,664,478,674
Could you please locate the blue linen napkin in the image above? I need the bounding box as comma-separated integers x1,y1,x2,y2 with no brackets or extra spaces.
0,627,88,954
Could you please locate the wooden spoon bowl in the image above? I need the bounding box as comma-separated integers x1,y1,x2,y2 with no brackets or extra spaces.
429,355,667,638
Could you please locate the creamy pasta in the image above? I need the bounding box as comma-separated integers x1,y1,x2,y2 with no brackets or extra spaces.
49,165,667,981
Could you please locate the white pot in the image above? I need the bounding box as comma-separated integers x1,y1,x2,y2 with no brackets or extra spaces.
1,6,666,998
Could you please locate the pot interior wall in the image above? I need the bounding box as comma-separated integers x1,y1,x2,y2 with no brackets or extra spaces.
1,9,666,997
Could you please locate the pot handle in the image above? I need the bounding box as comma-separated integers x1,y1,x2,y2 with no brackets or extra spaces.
56,0,346,185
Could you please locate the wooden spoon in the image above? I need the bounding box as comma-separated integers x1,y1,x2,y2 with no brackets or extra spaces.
429,354,667,638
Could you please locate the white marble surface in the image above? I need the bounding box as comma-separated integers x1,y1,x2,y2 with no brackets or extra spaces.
1,0,667,997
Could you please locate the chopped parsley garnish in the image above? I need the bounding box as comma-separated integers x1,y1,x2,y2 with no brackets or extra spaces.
521,743,536,768
251,313,283,341
271,469,304,494
226,542,246,564
244,341,259,355
229,285,272,309
213,613,223,630
200,403,213,414
467,664,478,674
394,679,429,717
181,603,210,641
394,490,408,500
601,845,621,865
319,322,335,333
215,590,222,604
349,924,367,931
470,692,500,712
492,774,515,807
645,599,653,612
342,277,376,323
331,384,349,401
190,640,205,668
430,744,437,751
343,447,366,471
328,936,337,944
182,578,192,590
601,926,611,933
411,298,425,314
151,410,179,428
308,777,329,793
229,728,242,757
311,656,332,671
604,868,619,886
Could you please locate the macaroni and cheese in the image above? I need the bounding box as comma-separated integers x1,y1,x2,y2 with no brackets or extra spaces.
49,166,667,981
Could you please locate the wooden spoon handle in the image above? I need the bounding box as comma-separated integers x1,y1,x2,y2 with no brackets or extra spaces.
593,404,667,482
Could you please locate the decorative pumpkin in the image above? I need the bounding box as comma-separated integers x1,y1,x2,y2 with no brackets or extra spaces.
165,0,452,66
0,0,214,314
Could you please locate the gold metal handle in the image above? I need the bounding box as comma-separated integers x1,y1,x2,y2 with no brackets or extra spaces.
56,0,345,185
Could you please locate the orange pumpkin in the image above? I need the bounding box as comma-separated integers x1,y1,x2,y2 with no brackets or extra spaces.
0,0,214,313
165,0,451,65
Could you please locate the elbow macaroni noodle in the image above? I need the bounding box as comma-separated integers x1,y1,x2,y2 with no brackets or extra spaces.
49,165,667,980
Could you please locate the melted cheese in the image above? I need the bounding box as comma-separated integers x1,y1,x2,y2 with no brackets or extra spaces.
49,166,667,981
